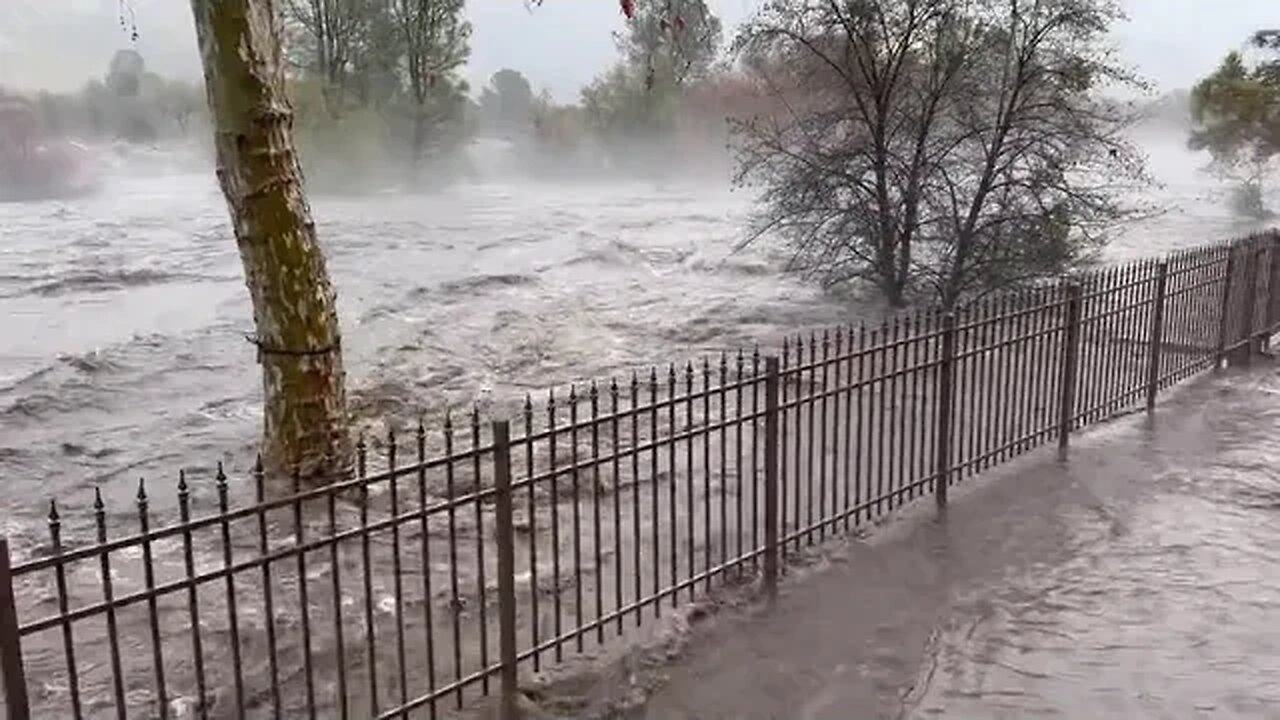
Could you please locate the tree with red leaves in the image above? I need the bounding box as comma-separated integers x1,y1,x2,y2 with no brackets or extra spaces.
527,0,637,19
619,0,721,91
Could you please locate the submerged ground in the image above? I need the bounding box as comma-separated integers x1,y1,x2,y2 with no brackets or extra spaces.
630,365,1280,719
0,130,1276,718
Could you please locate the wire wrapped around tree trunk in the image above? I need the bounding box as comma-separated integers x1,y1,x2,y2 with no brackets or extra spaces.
244,334,342,364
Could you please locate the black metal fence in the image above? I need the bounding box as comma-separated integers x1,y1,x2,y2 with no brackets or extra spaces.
3,232,1279,719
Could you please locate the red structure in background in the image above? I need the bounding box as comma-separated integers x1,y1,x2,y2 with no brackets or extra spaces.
0,91,38,151
0,87,98,202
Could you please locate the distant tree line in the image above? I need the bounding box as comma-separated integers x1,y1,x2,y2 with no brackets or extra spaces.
11,48,205,144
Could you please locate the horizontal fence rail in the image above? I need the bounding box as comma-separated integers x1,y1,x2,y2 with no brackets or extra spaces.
2,231,1279,719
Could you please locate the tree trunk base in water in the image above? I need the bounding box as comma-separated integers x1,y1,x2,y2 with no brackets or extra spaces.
259,343,352,486
190,0,354,495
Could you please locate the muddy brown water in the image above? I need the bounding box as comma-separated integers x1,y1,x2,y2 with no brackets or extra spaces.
0,134,1275,717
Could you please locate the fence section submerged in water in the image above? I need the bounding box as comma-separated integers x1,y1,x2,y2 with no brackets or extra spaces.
2,232,1279,719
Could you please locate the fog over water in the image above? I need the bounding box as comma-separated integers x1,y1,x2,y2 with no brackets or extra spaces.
0,128,1273,536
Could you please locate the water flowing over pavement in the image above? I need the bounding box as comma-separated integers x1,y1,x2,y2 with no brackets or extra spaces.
629,365,1280,720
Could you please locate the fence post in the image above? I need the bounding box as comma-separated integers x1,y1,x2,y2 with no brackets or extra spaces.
1145,262,1169,413
491,421,519,720
934,313,957,513
762,356,780,604
0,537,30,720
1057,284,1083,462
1216,251,1237,370
1235,246,1262,367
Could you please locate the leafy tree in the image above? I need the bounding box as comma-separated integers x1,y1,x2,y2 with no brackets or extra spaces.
478,68,535,136
617,0,722,91
572,0,723,174
391,0,471,180
733,0,1148,308
282,0,372,114
188,0,351,483
106,48,146,97
1190,32,1280,219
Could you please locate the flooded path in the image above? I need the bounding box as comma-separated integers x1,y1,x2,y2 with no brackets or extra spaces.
632,364,1280,719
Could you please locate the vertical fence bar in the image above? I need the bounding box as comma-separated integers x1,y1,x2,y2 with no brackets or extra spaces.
701,359,712,591
1216,252,1237,369
357,438,380,716
251,461,280,720
763,357,780,603
388,430,408,718
471,408,490,681
544,396,563,659
0,537,29,720
751,348,761,556
48,502,83,720
175,475,208,720
666,367,677,609
94,489,127,720
136,482,169,720
778,341,787,561
610,380,623,637
492,421,519,720
788,335,798,548
216,464,246,717
1146,262,1170,412
934,313,957,511
291,467,318,719
1058,284,1083,461
648,369,660,620
589,384,604,645
327,465,349,720
416,420,438,720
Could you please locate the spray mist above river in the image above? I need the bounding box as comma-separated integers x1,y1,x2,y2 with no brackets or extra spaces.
0,131,1272,533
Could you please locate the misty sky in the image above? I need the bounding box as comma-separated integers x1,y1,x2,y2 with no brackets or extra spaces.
0,1,1274,101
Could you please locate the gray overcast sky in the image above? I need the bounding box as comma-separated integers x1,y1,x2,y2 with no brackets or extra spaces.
0,1,1275,101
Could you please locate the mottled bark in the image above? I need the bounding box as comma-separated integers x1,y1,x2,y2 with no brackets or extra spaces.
189,0,351,483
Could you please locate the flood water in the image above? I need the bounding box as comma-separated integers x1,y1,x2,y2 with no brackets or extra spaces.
0,145,850,532
905,369,1280,718
0,131,1272,528
632,364,1280,720
0,130,1276,717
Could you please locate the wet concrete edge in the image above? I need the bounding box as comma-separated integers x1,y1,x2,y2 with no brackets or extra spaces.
449,368,1241,720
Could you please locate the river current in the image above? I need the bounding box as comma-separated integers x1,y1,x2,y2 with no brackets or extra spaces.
0,132,1270,538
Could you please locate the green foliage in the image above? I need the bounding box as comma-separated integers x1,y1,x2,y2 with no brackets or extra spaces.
14,50,205,144
279,0,473,188
550,0,724,173
1190,38,1280,218
106,49,146,97
478,69,535,137
619,0,722,89
290,78,390,191
289,73,472,192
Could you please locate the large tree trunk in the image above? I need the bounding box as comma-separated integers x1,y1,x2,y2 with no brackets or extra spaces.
189,0,351,483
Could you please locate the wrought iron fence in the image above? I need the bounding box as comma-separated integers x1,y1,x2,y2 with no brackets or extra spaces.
2,232,1278,720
